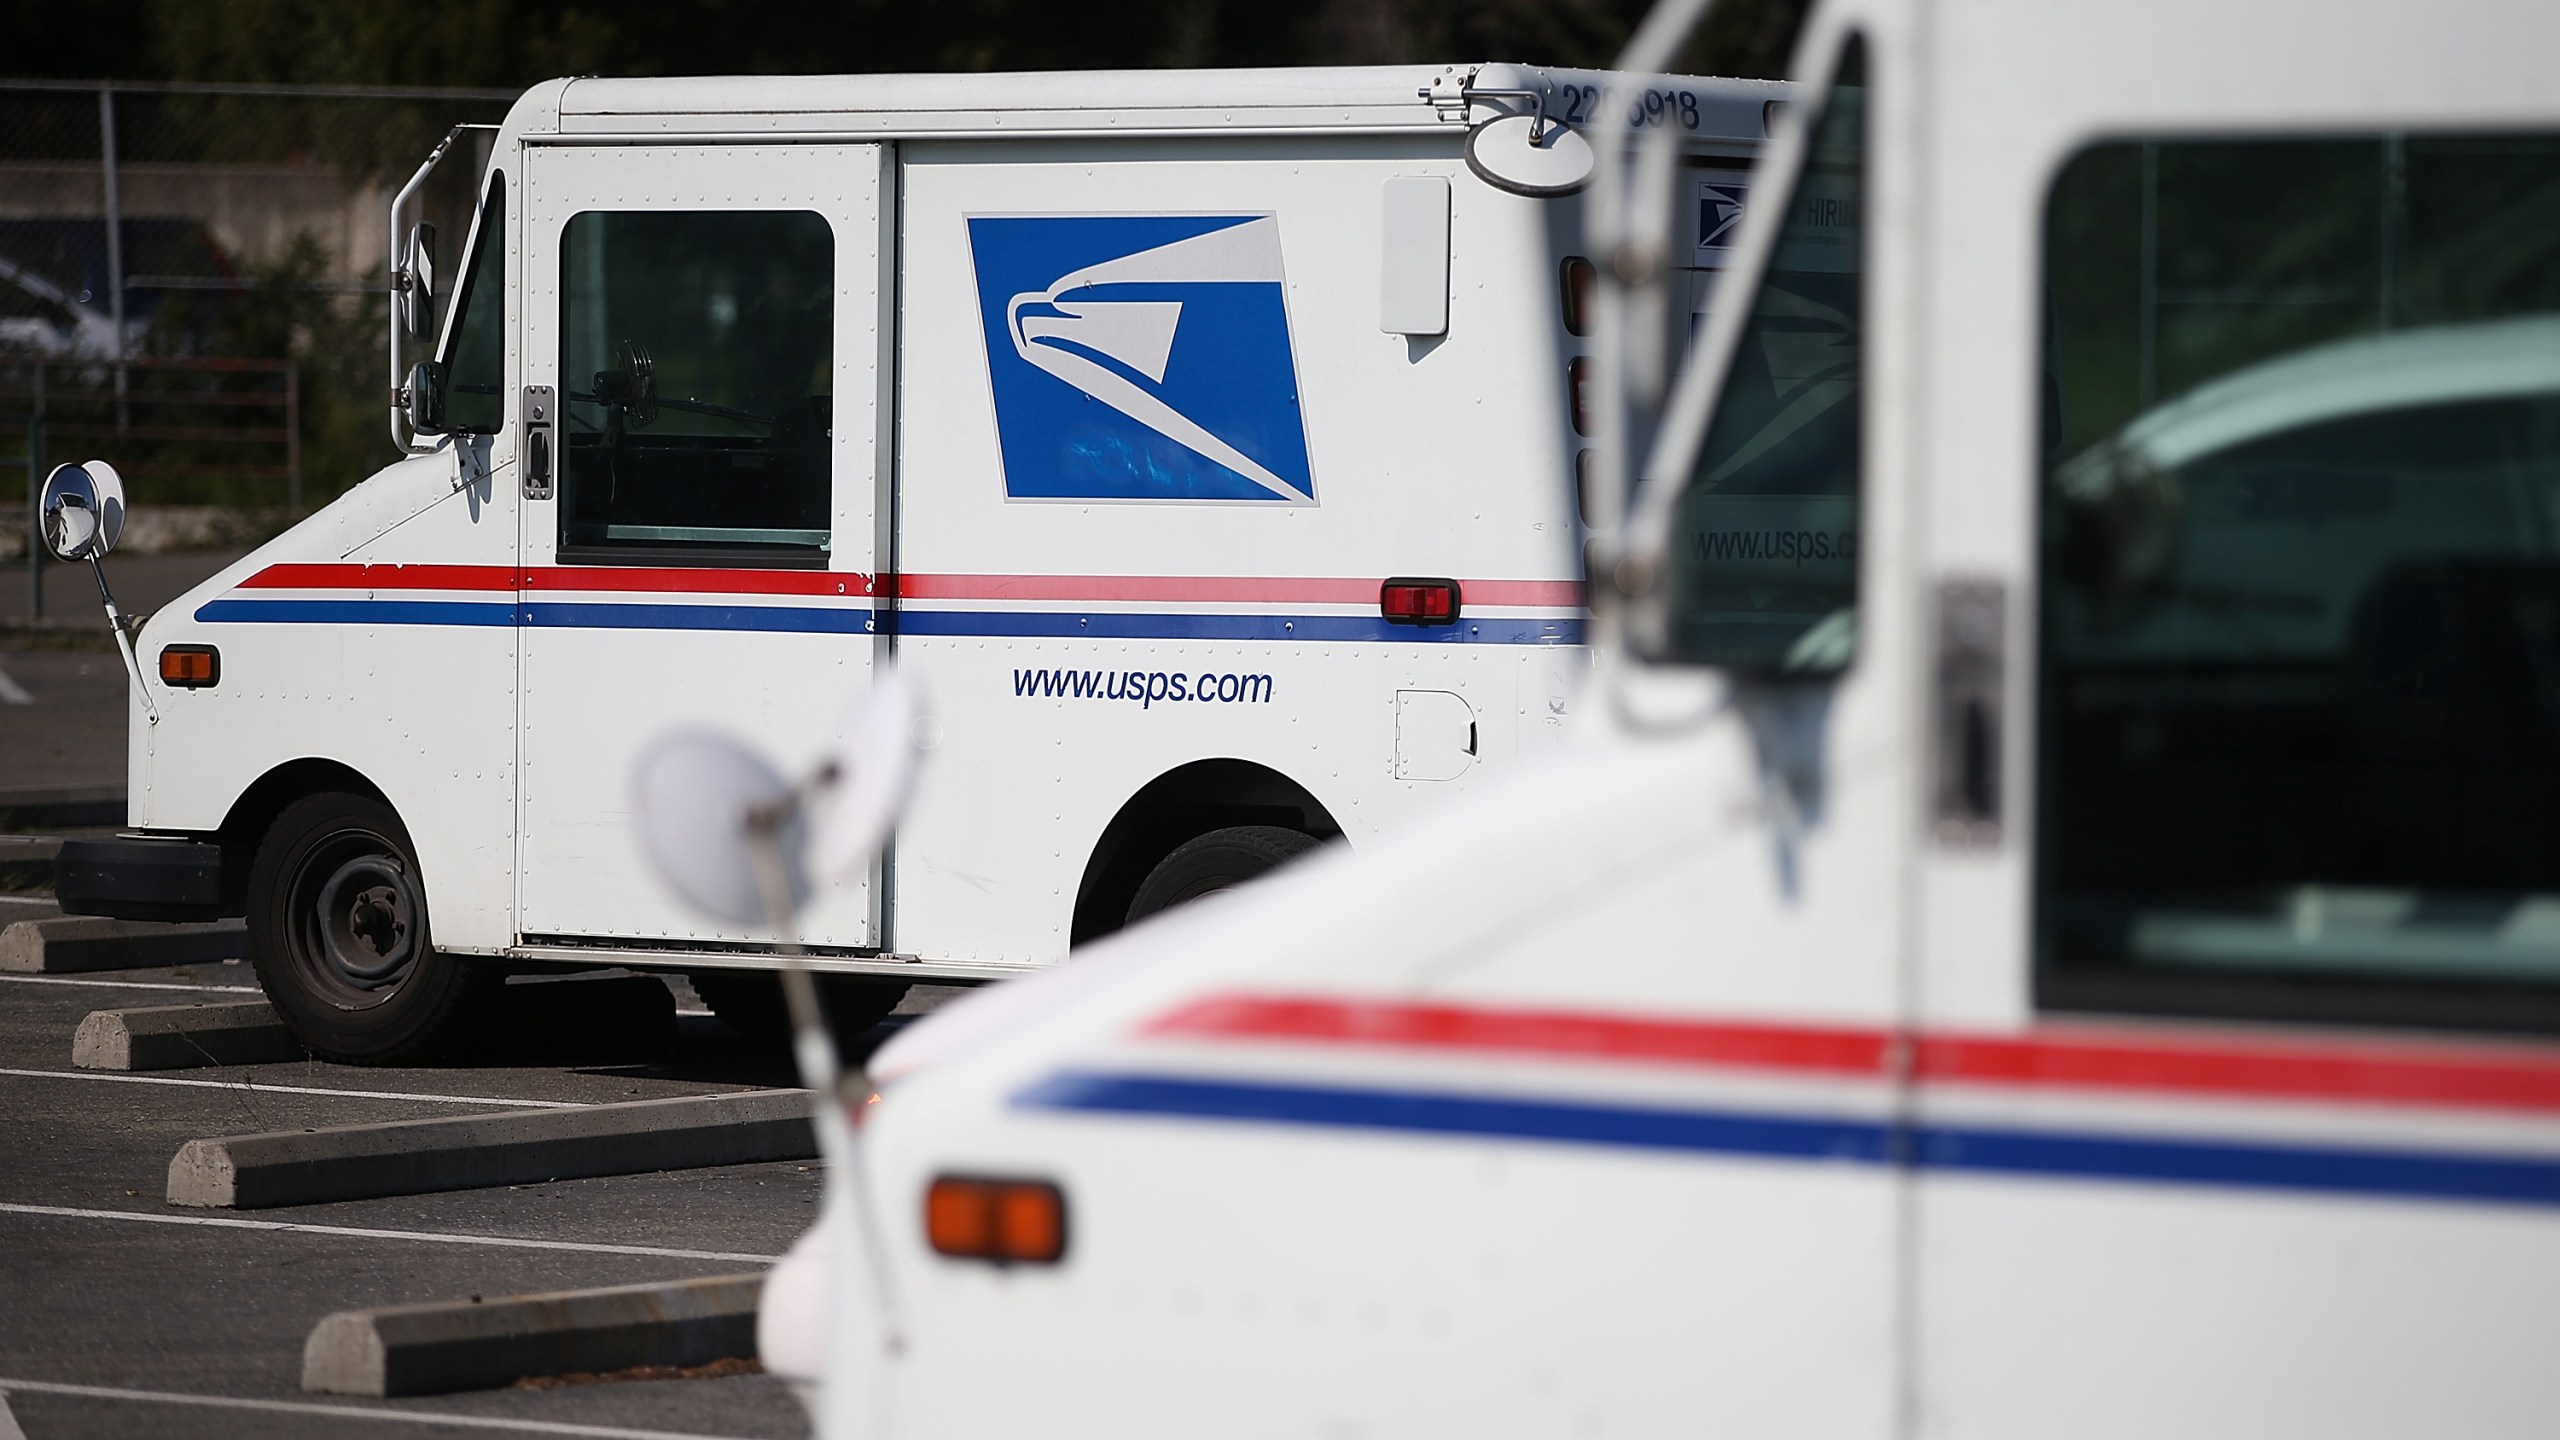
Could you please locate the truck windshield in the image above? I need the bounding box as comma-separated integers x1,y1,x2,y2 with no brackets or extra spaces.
2038,133,2560,1032
440,172,505,434
1654,36,1864,673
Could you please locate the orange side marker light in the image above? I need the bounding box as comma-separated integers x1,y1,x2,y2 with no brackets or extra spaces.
159,645,219,688
925,1176,1068,1265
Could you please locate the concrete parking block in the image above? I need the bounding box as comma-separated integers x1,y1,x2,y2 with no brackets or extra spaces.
0,915,247,973
301,1272,764,1396
73,1000,303,1071
167,1088,815,1209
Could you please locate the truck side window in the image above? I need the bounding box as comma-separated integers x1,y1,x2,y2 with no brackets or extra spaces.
557,210,834,565
440,171,506,435
2037,134,2560,1034
1653,36,1863,673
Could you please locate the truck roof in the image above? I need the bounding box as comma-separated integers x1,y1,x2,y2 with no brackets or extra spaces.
515,64,1782,142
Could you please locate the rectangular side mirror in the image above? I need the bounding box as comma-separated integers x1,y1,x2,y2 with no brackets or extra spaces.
398,222,438,339
405,359,447,437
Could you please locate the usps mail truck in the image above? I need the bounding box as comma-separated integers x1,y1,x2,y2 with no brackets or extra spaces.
716,0,2560,1433
47,65,1779,1059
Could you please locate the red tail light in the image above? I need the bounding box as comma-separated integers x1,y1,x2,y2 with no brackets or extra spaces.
1381,577,1460,626
1560,256,1596,336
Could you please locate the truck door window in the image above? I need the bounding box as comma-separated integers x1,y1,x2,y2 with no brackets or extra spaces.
1652,36,1863,673
557,210,833,565
2038,134,2560,1033
440,172,506,435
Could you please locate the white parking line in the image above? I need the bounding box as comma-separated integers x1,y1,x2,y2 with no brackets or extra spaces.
0,1067,588,1108
0,1387,24,1440
0,894,60,906
0,1377,755,1439
0,662,30,705
0,974,263,993
0,1203,782,1264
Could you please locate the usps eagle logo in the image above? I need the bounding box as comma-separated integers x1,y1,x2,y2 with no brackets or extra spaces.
1699,183,1747,249
967,215,1316,503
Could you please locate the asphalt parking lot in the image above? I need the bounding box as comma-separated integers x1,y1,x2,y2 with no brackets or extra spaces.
3,549,252,800
0,883,957,1439
3,547,952,1436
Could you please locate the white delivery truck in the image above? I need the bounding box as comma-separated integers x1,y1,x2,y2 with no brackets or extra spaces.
42,65,1780,1059
705,0,2560,1434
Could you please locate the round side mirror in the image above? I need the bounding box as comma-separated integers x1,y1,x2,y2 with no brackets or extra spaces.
40,460,127,562
1466,113,1595,199
631,730,807,926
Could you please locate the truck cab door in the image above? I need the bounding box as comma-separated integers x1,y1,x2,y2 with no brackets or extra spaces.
1912,6,2560,1431
514,143,891,951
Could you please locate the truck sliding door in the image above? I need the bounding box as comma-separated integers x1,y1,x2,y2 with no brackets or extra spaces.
514,143,890,950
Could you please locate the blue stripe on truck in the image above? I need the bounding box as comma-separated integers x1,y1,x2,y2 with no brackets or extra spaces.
195,598,1584,644
1016,1069,2560,1209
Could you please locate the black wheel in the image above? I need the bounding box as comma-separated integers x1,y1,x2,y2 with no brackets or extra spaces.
689,971,910,1041
1125,825,1319,924
245,791,493,1064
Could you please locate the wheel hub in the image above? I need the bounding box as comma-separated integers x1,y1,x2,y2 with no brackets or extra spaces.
314,855,416,987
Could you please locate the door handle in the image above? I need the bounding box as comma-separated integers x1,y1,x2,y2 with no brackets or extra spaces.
1932,578,2005,847
521,384,555,500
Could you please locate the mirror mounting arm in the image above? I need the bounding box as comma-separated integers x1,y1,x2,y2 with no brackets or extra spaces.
1418,80,1554,142
89,555,157,727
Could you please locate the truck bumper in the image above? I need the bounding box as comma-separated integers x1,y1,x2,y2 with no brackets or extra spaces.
53,835,226,923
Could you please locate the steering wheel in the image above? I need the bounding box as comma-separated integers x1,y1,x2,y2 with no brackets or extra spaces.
617,340,658,430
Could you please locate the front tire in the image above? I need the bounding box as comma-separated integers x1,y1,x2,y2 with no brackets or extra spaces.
1125,824,1319,924
246,792,491,1064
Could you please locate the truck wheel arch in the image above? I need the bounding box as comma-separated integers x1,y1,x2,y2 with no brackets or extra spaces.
215,759,392,916
1070,759,1343,947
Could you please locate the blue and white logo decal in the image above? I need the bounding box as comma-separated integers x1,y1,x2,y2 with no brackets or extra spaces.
1693,173,1751,267
968,215,1315,504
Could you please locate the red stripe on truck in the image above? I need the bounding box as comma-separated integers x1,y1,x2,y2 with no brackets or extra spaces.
237,565,1583,607
240,563,517,591
1144,994,1894,1078
899,574,1585,606
1149,992,2560,1116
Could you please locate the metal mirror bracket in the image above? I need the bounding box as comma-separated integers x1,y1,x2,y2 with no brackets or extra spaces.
388,123,500,456
87,551,157,727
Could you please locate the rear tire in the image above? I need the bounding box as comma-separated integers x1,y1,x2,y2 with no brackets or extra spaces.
245,791,492,1064
1125,824,1319,924
689,971,910,1041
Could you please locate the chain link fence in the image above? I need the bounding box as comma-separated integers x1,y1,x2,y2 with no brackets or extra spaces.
3,79,515,584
